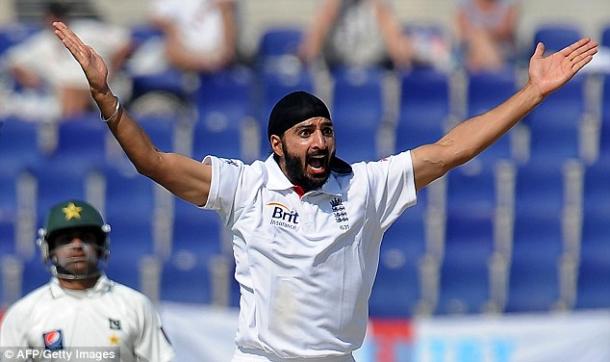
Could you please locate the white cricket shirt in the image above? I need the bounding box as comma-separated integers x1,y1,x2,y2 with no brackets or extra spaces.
0,275,174,362
203,152,417,360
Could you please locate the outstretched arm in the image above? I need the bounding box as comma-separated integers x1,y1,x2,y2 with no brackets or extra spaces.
412,38,598,191
53,22,212,206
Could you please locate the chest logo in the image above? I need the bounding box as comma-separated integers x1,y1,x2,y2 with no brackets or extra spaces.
330,198,349,230
109,318,122,330
267,202,299,230
43,330,63,350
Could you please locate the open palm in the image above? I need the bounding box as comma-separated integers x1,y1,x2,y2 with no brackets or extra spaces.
53,22,110,94
528,38,598,98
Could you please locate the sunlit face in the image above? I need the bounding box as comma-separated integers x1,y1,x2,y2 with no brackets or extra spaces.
50,229,100,277
271,117,336,191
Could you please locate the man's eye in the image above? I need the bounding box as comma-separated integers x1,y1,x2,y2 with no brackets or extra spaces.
300,130,312,137
323,128,334,136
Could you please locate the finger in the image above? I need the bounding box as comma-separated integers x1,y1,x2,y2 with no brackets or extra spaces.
533,42,545,58
559,38,591,57
568,40,598,61
52,21,88,50
570,46,599,65
572,55,594,72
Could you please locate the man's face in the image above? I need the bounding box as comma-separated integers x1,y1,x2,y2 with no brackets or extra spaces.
273,117,336,191
50,229,100,277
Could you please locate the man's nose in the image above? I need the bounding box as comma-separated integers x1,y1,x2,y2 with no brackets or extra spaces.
311,130,328,148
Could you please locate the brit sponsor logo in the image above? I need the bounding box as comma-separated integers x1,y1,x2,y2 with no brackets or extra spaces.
43,330,63,350
267,202,299,230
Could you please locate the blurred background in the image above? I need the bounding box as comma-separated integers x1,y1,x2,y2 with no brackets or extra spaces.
0,0,609,361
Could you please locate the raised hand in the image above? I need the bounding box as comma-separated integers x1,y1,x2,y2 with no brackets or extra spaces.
52,21,110,95
528,38,598,98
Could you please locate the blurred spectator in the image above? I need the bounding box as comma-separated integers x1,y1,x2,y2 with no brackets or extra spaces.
456,0,519,71
1,1,131,121
299,0,412,70
136,0,237,74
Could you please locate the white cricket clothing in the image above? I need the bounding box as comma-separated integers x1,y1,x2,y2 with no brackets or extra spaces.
203,152,417,360
0,275,174,362
5,19,130,89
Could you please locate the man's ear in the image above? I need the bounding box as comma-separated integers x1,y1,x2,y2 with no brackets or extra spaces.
270,135,284,157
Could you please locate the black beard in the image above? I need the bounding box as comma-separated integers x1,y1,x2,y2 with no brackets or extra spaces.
282,142,332,192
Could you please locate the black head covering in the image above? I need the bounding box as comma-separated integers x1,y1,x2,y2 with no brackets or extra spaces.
267,91,351,174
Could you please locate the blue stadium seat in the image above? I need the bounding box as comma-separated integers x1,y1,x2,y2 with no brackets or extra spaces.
532,24,582,54
332,67,384,162
0,169,18,226
192,112,243,161
136,114,175,152
602,74,610,128
505,215,563,312
105,216,154,291
131,68,188,100
437,212,494,314
196,66,254,124
370,202,427,317
160,252,213,303
258,68,314,123
257,27,303,62
21,253,51,295
50,114,107,170
583,162,610,216
467,68,517,117
395,69,448,152
514,162,564,217
576,211,610,310
172,199,223,255
526,75,584,162
602,25,610,48
31,162,87,226
0,117,40,173
446,163,496,216
0,220,15,256
104,167,156,221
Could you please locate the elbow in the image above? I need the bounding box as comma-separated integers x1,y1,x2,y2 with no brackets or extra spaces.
135,152,164,178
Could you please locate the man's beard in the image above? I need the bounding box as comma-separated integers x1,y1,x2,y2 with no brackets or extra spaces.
283,142,332,191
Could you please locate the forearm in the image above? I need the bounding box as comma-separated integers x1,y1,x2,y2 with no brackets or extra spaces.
438,82,543,167
92,89,162,175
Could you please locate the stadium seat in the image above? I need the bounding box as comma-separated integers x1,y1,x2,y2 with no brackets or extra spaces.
602,74,610,127
21,252,51,295
395,69,449,152
437,212,494,314
0,117,40,173
0,220,15,256
575,210,610,309
50,114,107,170
583,161,610,216
192,112,244,161
195,66,254,124
172,199,223,256
466,68,517,118
505,215,563,312
160,251,213,304
257,27,303,62
31,162,87,226
532,24,582,54
136,114,175,152
370,202,427,317
514,161,565,217
526,75,585,162
331,67,384,162
104,167,156,221
446,163,496,216
0,169,18,225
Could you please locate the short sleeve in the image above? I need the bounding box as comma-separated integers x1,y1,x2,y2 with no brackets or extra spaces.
365,151,417,230
201,156,245,223
134,296,175,362
0,304,28,348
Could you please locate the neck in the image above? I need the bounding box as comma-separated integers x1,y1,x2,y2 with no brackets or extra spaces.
58,276,99,290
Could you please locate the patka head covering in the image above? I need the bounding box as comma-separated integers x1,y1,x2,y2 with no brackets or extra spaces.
267,91,351,174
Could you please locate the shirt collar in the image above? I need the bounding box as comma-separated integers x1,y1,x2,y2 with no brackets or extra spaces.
264,154,343,196
49,274,113,299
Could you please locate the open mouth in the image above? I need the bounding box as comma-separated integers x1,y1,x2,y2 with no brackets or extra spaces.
306,154,329,176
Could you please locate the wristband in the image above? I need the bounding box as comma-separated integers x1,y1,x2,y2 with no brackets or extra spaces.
101,96,120,123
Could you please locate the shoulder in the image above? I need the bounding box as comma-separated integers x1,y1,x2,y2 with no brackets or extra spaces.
3,284,51,320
